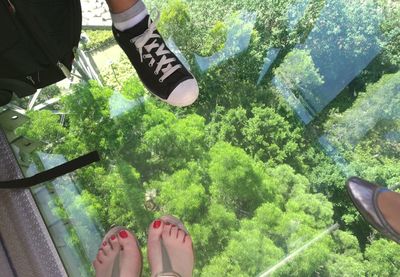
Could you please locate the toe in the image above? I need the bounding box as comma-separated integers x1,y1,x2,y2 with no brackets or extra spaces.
109,234,119,251
102,240,112,256
117,229,142,277
183,233,193,246
162,223,172,239
94,230,121,277
169,225,179,239
92,256,101,268
148,219,164,241
96,250,105,264
176,229,185,242
118,229,138,251
148,219,164,276
160,215,188,234
93,258,102,270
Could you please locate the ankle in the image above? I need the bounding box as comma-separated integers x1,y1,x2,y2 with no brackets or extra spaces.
111,0,148,31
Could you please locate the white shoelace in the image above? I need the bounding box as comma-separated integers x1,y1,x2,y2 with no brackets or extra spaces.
130,12,182,83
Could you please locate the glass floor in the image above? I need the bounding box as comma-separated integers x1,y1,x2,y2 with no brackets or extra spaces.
2,0,400,275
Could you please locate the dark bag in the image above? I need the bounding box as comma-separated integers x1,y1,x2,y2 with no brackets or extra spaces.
0,0,100,188
0,0,82,106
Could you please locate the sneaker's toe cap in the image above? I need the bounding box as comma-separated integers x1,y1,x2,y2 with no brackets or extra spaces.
167,78,199,107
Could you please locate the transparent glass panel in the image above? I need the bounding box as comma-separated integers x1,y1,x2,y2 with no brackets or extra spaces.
4,0,400,276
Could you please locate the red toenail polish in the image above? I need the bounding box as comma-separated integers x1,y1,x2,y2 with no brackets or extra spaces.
111,235,116,240
172,224,176,227
153,220,161,229
102,241,107,246
119,230,128,239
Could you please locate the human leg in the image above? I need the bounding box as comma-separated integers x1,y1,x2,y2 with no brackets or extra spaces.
105,0,139,13
104,0,199,107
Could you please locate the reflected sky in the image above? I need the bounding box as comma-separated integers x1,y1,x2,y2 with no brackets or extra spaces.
319,72,400,176
195,10,256,71
287,0,311,30
258,0,396,178
324,72,400,147
109,92,146,118
257,0,311,86
318,135,354,176
273,0,384,124
273,77,314,124
298,1,382,114
257,48,280,86
385,131,400,143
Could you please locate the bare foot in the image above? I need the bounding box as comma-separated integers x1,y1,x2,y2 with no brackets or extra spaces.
117,229,142,277
93,233,120,277
148,218,194,277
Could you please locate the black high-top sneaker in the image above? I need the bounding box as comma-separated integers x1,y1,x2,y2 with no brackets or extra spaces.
112,14,199,107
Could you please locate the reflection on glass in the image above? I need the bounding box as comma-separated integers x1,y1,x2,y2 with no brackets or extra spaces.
166,38,191,71
287,0,311,30
258,223,339,277
385,131,400,143
257,48,280,86
319,72,400,177
273,76,314,124
324,72,400,147
276,0,385,122
195,10,256,71
29,152,103,276
109,92,146,118
318,135,353,175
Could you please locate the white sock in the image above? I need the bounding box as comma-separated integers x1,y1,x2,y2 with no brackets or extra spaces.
111,0,148,31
